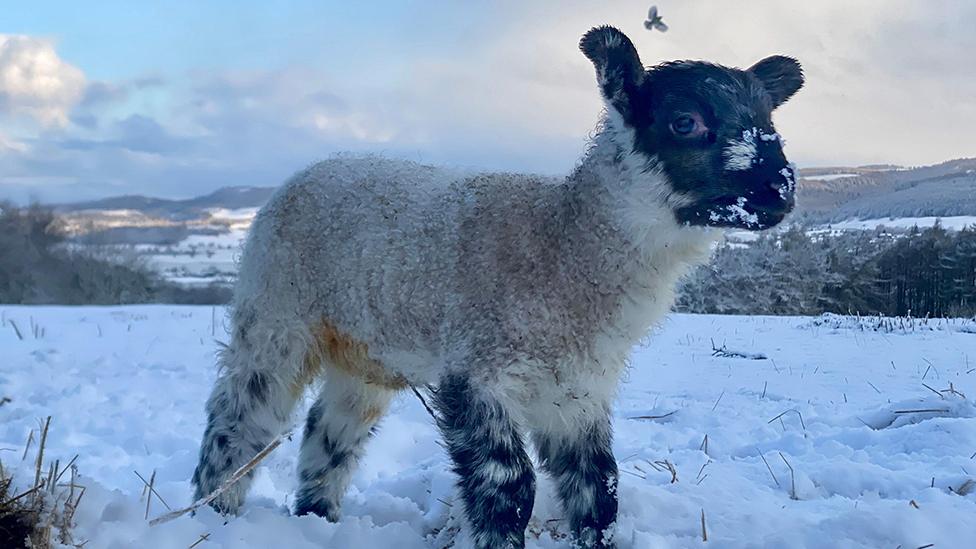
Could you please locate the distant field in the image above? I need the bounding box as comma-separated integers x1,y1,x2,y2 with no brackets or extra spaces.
124,213,976,288
824,215,976,232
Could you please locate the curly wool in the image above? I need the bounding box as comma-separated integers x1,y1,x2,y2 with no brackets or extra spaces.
235,116,717,420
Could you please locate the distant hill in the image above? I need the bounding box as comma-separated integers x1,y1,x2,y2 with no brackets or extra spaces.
795,158,976,222
57,186,276,220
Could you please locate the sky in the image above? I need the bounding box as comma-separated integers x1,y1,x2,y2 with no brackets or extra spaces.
1,0,973,203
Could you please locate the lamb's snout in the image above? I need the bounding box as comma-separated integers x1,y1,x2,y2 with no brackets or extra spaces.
739,139,796,224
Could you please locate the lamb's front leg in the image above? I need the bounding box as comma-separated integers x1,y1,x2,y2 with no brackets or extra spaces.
433,373,536,549
532,405,618,548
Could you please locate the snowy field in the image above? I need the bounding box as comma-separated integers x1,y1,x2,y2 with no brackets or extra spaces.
824,216,976,232
1,307,975,548
135,208,257,286
137,229,247,286
64,210,973,289
802,173,859,181
126,215,976,287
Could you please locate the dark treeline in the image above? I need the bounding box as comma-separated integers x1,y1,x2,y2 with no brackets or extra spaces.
0,203,230,305
677,223,976,317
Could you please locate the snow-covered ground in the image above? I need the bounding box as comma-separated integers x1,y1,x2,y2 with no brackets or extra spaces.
136,208,257,286
137,229,247,286
723,216,976,246
2,307,974,548
802,173,859,181
824,216,976,232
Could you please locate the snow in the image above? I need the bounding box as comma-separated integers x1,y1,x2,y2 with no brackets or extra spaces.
136,230,247,286
778,167,796,199
724,230,761,244
204,207,260,228
2,307,974,548
826,216,976,232
709,198,759,227
76,209,150,218
804,173,859,181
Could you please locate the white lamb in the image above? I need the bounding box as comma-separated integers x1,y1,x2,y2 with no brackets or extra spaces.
192,25,803,549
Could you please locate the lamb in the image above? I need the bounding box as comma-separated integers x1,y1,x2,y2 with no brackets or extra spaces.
192,25,803,549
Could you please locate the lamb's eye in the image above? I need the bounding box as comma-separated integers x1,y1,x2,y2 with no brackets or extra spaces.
671,115,697,135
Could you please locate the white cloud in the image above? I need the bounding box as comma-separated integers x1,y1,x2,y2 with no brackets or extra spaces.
0,130,27,153
0,34,85,127
454,0,976,167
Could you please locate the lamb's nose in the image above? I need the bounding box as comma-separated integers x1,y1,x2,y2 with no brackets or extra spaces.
766,173,787,192
756,148,793,193
753,163,791,193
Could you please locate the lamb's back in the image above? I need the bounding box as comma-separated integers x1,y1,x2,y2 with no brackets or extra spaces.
237,156,565,359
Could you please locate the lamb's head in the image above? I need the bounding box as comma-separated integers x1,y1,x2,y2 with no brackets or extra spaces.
580,25,804,231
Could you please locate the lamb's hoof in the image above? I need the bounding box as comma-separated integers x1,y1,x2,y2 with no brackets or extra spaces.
207,496,241,517
293,497,340,522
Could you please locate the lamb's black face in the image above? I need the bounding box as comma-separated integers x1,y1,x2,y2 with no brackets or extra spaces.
634,61,801,229
580,26,805,230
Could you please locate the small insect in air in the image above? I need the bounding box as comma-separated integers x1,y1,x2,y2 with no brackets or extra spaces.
644,5,669,32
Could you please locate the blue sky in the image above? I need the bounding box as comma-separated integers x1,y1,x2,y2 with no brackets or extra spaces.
1,1,974,202
4,2,482,79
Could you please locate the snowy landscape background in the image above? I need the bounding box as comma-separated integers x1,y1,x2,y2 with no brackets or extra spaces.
1,160,974,547
3,1,976,547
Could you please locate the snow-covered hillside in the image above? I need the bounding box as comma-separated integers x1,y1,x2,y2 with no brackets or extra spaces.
824,216,976,232
1,307,974,548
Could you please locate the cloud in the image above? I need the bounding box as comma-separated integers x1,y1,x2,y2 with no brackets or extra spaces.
57,115,190,155
0,131,27,153
0,35,85,127
77,76,165,110
78,81,128,109
185,69,395,144
475,0,976,167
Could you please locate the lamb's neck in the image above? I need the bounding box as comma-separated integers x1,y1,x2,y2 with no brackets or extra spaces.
558,126,718,335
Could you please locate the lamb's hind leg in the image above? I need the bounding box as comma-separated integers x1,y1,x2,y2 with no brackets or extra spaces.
293,366,396,520
192,313,311,515
531,403,618,548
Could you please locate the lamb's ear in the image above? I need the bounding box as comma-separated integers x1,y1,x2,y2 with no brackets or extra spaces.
749,55,804,109
580,26,645,125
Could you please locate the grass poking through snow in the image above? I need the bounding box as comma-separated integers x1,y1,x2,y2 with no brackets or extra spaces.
0,417,85,548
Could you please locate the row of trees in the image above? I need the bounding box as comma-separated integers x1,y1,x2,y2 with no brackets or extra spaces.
677,223,976,317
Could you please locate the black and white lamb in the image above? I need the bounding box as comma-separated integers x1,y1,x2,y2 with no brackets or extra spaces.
192,25,804,549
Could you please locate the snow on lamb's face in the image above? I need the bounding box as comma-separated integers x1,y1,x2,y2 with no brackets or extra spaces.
580,26,804,231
